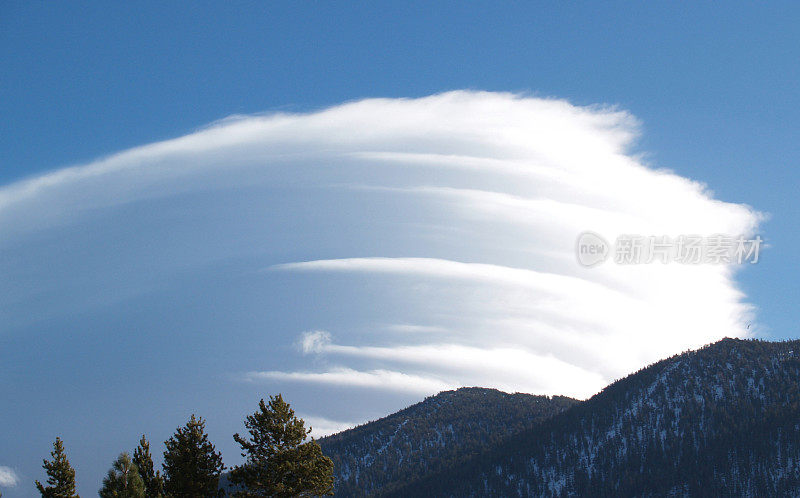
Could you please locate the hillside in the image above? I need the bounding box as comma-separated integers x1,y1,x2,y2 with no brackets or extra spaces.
318,387,578,496
390,338,800,497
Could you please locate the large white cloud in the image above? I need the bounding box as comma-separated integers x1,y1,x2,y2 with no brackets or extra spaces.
0,91,762,400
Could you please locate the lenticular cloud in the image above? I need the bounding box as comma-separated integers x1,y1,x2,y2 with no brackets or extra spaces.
0,91,762,399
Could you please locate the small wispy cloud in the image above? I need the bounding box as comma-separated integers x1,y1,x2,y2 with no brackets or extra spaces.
270,257,626,306
298,330,333,354
244,368,455,395
291,331,606,398
0,466,19,487
301,416,357,438
385,324,449,334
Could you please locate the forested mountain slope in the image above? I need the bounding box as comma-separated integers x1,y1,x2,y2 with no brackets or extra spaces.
318,387,577,496
391,338,800,497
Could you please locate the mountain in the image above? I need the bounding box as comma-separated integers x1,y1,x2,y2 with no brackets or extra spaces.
318,387,578,496
390,338,800,497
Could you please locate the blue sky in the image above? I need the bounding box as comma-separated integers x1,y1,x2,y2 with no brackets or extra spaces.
1,2,798,495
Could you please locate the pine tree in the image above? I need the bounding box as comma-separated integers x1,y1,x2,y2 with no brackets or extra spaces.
229,395,334,497
99,453,145,498
162,414,224,497
132,435,164,498
35,437,79,498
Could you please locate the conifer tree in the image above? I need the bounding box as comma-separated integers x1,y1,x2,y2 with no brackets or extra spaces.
229,395,334,497
35,437,79,497
99,453,145,498
132,435,164,498
162,414,224,497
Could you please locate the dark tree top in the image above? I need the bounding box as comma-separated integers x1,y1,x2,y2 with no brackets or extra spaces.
35,437,79,498
162,414,224,498
229,395,334,497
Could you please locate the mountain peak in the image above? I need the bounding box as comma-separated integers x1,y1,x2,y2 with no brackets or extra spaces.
319,386,577,496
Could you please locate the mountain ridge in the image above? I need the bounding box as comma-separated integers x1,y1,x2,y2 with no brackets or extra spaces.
318,387,578,496
388,337,800,497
